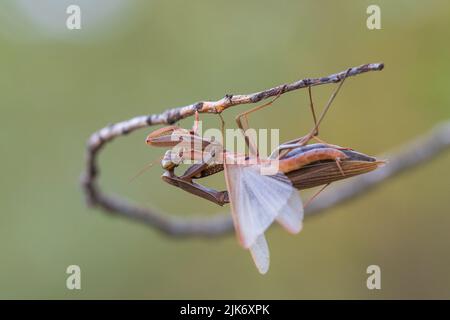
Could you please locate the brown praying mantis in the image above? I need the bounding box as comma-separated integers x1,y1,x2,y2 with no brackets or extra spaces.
145,71,385,273
146,70,383,206
146,126,381,205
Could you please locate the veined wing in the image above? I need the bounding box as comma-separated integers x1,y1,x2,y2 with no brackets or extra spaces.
249,234,270,274
223,163,303,249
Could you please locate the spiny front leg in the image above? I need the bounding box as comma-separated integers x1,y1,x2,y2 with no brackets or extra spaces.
162,170,229,206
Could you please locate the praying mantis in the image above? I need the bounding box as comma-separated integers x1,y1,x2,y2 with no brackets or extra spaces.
145,71,384,273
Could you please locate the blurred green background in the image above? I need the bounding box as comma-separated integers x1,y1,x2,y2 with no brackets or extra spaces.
1,0,449,299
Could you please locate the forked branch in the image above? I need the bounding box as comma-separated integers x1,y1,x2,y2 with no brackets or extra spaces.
82,63,450,238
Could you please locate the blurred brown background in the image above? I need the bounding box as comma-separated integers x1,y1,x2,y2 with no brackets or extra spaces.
0,0,449,299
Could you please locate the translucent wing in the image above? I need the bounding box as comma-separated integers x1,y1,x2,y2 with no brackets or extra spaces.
249,234,270,274
224,163,303,249
276,188,304,234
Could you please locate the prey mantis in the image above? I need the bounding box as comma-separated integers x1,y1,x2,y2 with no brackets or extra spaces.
145,71,384,273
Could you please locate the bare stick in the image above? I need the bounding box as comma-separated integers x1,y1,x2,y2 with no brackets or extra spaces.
81,63,390,237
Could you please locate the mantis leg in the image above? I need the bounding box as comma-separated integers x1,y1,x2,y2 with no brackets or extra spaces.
275,69,352,159
179,162,211,180
162,169,229,206
303,183,330,209
191,110,200,135
299,68,352,146
235,85,287,156
308,86,319,137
